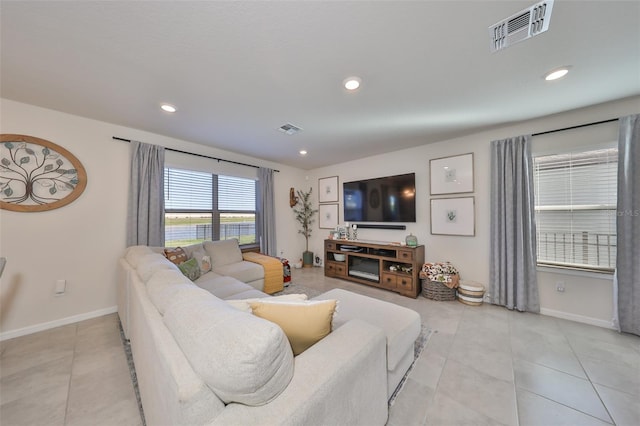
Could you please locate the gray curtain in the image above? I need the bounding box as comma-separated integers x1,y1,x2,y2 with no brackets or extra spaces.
489,135,539,312
257,167,277,256
616,114,639,335
126,141,165,247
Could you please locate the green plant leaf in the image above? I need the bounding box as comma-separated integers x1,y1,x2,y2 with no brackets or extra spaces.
3,187,13,196
20,157,30,164
50,186,57,195
4,142,14,149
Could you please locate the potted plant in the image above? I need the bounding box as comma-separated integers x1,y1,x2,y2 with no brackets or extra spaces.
293,187,318,267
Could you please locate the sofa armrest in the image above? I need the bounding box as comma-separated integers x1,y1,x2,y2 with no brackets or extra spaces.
209,319,389,426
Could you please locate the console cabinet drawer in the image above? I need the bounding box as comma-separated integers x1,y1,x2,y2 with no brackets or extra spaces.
325,241,337,251
326,261,346,277
396,276,414,292
397,249,414,261
381,273,398,289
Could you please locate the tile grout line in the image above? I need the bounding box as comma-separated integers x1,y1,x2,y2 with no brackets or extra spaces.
62,323,79,426
558,318,617,425
507,310,521,426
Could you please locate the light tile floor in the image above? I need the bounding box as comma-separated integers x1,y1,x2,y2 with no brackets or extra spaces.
1,267,638,426
1,313,142,426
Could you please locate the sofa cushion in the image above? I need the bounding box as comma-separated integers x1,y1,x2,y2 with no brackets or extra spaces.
163,293,294,406
146,269,209,315
178,258,201,281
249,299,338,356
125,245,155,268
226,294,308,313
137,253,179,283
203,239,243,268
164,247,188,265
213,261,263,284
314,289,420,371
195,275,267,299
191,249,212,274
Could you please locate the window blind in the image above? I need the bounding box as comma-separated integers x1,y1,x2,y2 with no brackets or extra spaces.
218,175,256,211
164,168,212,211
533,147,618,270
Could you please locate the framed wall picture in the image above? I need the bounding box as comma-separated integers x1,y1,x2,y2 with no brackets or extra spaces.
318,176,339,203
430,153,474,195
430,197,475,236
1,134,88,212
319,203,339,229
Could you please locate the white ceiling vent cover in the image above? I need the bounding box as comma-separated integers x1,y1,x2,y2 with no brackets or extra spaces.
278,123,302,135
489,0,554,52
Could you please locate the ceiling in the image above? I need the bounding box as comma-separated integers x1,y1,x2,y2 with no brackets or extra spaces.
1,1,639,169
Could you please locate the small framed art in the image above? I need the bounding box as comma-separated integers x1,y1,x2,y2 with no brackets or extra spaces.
430,197,475,236
319,203,339,229
430,153,474,195
318,176,339,203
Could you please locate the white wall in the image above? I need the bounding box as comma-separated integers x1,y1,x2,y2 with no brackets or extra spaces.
307,95,640,327
0,99,304,339
1,95,637,337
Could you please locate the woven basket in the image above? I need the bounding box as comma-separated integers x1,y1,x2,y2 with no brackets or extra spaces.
422,279,456,301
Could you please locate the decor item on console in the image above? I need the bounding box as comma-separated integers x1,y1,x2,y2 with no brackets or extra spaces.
0,134,87,212
405,233,417,247
293,187,318,267
420,261,460,301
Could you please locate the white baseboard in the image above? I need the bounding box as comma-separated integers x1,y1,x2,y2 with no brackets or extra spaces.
540,307,615,330
0,306,118,341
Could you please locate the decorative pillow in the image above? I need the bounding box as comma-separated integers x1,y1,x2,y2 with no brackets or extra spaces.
191,249,212,274
163,295,294,406
178,258,201,281
226,294,308,313
249,299,338,355
164,247,188,265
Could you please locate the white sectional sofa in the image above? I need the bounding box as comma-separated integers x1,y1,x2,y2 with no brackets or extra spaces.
117,240,421,425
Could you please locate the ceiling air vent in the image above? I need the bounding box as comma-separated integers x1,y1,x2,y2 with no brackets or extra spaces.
278,123,302,135
489,0,554,52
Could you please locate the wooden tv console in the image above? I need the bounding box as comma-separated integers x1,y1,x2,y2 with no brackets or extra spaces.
324,239,425,298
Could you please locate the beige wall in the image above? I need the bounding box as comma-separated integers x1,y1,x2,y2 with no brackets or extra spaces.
307,95,639,328
1,95,638,337
0,99,304,339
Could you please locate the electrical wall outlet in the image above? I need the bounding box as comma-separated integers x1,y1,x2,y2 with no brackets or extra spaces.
556,281,565,292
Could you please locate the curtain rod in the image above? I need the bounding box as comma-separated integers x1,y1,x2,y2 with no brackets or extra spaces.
532,118,618,137
112,136,279,172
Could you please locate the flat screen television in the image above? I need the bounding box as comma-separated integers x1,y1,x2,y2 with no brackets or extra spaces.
343,173,416,222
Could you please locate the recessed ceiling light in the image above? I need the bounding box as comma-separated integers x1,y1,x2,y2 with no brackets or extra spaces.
544,67,570,81
343,77,361,91
299,150,308,156
161,103,177,113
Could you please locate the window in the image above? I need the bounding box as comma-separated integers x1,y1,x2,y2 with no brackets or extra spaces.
164,167,257,247
533,147,617,271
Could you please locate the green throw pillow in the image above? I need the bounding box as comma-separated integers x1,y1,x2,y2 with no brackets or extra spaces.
178,258,201,281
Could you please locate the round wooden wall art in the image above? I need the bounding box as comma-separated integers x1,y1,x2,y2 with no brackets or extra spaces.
0,134,87,212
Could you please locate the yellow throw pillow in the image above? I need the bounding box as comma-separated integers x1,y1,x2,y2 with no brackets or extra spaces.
249,299,337,355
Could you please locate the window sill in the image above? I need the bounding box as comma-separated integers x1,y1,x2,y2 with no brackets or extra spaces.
537,264,614,280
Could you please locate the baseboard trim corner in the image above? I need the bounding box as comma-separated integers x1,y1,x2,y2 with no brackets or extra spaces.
540,307,615,330
0,306,118,341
